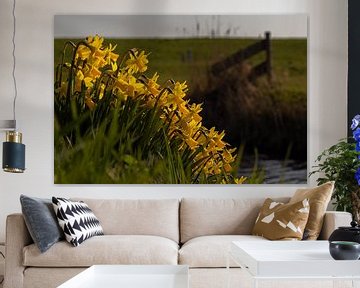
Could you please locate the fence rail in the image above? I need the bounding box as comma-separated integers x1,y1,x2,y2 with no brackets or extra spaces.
211,31,272,81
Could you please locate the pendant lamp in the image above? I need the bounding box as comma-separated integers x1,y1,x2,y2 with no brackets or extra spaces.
1,0,25,173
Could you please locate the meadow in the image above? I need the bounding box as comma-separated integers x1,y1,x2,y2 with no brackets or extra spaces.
55,37,306,96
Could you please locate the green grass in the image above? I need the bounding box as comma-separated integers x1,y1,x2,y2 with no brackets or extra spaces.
54,90,238,184
55,97,195,184
54,37,307,102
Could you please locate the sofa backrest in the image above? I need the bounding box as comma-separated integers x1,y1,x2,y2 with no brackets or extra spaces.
73,198,180,243
180,197,289,243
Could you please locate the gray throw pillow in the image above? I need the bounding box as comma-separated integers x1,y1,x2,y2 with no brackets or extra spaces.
20,195,64,253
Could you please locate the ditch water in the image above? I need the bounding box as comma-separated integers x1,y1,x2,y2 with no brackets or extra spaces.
238,157,307,184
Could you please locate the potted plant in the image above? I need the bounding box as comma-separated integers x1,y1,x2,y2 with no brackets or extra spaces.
310,115,360,222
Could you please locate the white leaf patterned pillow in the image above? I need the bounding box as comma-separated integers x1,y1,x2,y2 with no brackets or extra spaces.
252,198,310,240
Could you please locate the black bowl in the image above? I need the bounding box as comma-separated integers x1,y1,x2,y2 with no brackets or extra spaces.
329,241,360,260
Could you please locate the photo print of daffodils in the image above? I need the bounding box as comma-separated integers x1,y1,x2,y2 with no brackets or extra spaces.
54,15,307,184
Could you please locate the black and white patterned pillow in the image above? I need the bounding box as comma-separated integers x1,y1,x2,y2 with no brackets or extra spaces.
52,197,104,247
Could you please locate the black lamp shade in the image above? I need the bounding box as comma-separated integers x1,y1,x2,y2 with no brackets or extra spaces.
3,141,25,173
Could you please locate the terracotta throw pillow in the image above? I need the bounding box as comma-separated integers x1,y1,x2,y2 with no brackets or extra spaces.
289,181,334,240
252,198,310,240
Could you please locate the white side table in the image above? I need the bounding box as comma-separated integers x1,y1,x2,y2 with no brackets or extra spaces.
228,240,360,288
58,265,189,288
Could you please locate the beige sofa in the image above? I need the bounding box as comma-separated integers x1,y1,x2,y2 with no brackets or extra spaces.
4,198,352,288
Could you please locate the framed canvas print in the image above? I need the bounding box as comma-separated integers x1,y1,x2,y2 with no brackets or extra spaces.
54,14,307,184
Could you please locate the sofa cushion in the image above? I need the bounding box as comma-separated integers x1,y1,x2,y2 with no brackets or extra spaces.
23,235,178,267
252,198,310,240
290,181,334,240
180,198,289,243
52,197,104,247
72,199,179,243
179,235,267,268
20,195,64,253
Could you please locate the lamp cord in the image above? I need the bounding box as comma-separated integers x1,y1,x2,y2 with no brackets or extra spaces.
11,0,17,126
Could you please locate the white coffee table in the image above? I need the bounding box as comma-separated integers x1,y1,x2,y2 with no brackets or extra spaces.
58,265,189,288
229,241,360,288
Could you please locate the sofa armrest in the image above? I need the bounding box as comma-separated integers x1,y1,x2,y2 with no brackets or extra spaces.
318,211,352,240
4,213,32,288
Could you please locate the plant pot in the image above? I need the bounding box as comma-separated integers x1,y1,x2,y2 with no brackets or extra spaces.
329,241,360,260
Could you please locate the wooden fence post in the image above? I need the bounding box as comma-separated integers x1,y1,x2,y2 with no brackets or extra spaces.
265,31,272,81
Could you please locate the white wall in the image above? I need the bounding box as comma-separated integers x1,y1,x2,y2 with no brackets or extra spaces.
0,0,348,242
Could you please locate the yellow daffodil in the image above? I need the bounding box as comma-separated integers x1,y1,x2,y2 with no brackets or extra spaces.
76,45,91,60
223,148,236,163
167,91,187,110
83,77,94,89
188,103,202,123
234,176,247,184
153,89,169,108
223,163,232,173
114,88,128,102
89,55,107,68
75,70,94,91
99,83,106,100
74,70,84,91
94,49,106,59
105,43,119,64
111,61,118,72
84,65,101,79
85,97,96,110
86,35,104,50
125,50,149,74
146,73,160,96
196,133,208,146
173,81,188,97
114,72,128,91
114,75,144,99
177,102,190,115
184,136,199,150
126,76,145,97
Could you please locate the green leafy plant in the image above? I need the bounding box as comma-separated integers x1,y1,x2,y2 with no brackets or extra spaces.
310,115,360,221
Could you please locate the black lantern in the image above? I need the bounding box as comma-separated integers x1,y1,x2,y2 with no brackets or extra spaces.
2,131,25,173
